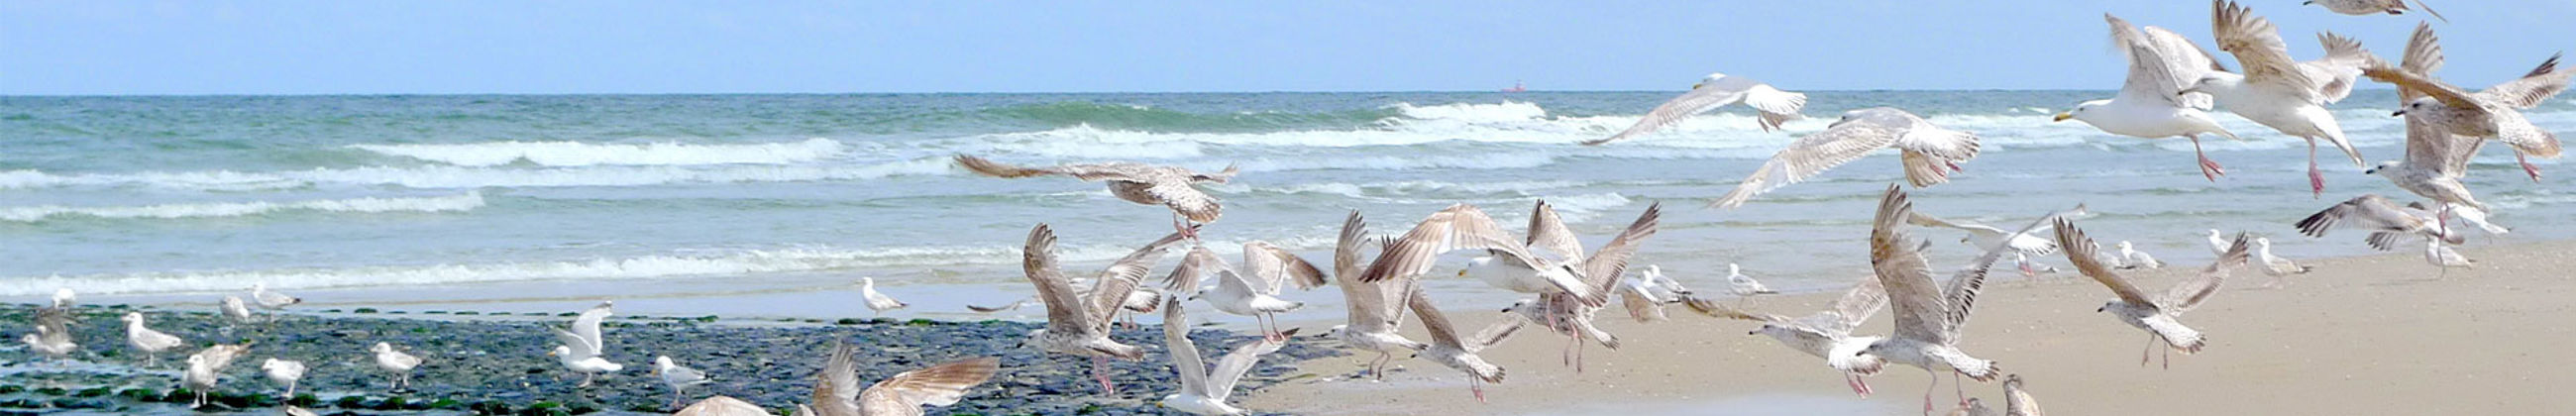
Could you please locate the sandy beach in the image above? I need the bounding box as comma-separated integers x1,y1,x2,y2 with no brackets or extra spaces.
1245,238,2574,415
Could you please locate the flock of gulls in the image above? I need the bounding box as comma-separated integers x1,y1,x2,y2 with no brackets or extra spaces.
12,1,2565,415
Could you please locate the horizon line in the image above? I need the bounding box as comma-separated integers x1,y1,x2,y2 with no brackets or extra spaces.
2,88,2412,98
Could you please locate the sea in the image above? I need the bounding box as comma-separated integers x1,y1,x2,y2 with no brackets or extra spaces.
2,91,2568,322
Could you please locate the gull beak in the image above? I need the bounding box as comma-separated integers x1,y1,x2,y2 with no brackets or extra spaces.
1690,82,1705,90
1746,329,1761,336
545,350,558,357
2052,113,2074,122
2391,109,2408,117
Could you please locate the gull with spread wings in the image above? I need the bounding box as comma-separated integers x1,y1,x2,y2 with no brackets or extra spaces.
1167,240,1326,341
1157,295,1296,415
1017,224,1191,395
2361,42,2567,183
1323,210,1428,381
2055,220,2253,368
957,155,1237,240
1857,185,2048,415
1354,204,1543,401
2056,14,2241,181
1682,275,1888,397
1475,202,1662,372
1580,72,1806,145
549,300,622,388
2191,1,2378,196
799,340,1000,416
1713,108,1980,209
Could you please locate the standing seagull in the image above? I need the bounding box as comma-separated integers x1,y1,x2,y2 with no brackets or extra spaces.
181,344,251,408
2303,0,2445,22
655,356,712,408
2295,194,2464,250
549,301,622,388
262,358,306,397
2114,241,2164,269
2363,54,2569,183
1681,275,1888,397
2203,230,2234,256
1726,263,1778,297
2424,238,2476,277
858,277,909,315
1158,295,1295,415
220,295,256,325
956,155,1235,240
21,309,77,364
2003,374,2045,416
1855,185,2021,415
120,312,183,366
371,342,425,392
2056,14,2241,181
2056,221,2253,368
1018,224,1190,395
1580,72,1807,145
1323,211,1428,381
251,283,300,310
804,340,1000,416
1714,108,1982,208
1166,241,1326,341
2254,238,2314,288
2193,1,2378,196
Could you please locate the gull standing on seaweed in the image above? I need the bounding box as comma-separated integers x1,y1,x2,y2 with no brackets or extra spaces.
955,155,1235,240
372,342,425,392
550,301,623,388
182,344,250,408
221,295,257,325
263,358,306,397
1713,108,1981,208
2193,1,2378,196
656,356,712,408
2056,14,2240,181
121,312,183,366
858,277,909,315
1017,224,1191,395
802,341,999,416
1157,295,1296,415
1580,72,1806,145
1682,275,1888,397
23,303,77,364
2057,222,2253,368
251,283,301,311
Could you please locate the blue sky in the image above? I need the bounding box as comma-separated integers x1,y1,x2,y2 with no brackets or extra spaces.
4,1,2571,95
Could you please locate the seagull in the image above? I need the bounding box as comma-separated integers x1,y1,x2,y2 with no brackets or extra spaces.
21,315,78,364
1158,295,1295,415
1856,185,2023,415
2303,0,2445,22
2003,374,2045,416
2424,237,2475,277
858,277,909,315
1166,240,1326,341
656,356,712,408
2203,230,2234,256
1018,224,1190,395
804,340,1000,416
284,405,321,416
965,298,1032,314
1907,211,2069,257
1945,398,1996,416
2192,1,2377,196
1681,275,1889,397
371,342,425,392
2362,53,2568,183
2057,221,2253,368
250,282,300,310
262,358,306,397
1322,210,1428,381
120,312,183,366
51,287,74,309
1615,265,1691,323
2011,254,2061,278
2253,238,2314,288
1457,200,1615,312
1353,203,1550,400
182,344,250,408
1726,263,1779,297
956,155,1235,240
2295,194,2465,250
2114,241,2164,269
1403,285,1518,402
674,396,769,416
2057,14,2241,181
220,295,256,324
1466,202,1662,372
1713,108,1981,208
1581,71,1807,145
549,300,622,388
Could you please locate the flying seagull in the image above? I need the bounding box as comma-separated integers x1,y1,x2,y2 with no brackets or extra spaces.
1582,71,1807,145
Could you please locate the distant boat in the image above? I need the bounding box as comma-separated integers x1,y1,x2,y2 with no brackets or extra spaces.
1500,80,1527,93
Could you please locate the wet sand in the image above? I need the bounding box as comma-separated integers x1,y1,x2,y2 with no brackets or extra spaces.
1244,239,2575,415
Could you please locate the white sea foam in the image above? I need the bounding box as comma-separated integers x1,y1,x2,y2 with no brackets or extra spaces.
0,192,484,222
0,157,952,191
351,138,848,166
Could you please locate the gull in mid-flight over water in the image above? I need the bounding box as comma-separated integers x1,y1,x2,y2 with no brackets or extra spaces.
1713,107,1981,209
2056,14,2240,181
2303,0,2445,22
1581,72,1806,145
2193,1,2378,196
956,155,1235,240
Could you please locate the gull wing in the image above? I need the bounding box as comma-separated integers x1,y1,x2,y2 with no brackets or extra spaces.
1331,211,1404,333
1525,200,1586,261
1578,202,1663,293
1870,185,1954,345
1161,295,1212,399
2052,218,2157,307
2213,1,2322,102
1583,78,1760,145
2108,15,2224,109
1022,224,1099,338
570,302,612,353
2163,232,2252,314
811,341,865,415
1713,109,1914,208
1360,204,1605,306
1244,241,1327,292
859,357,1002,414
1206,329,1293,400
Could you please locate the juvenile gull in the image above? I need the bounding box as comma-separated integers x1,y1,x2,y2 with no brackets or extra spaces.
1474,202,1662,372
2254,237,2314,288
1158,295,1295,415
956,155,1235,240
656,356,712,408
2114,241,2164,269
263,358,306,397
21,308,77,364
1581,72,1806,145
673,396,768,416
1355,204,1544,400
372,342,425,392
1018,224,1190,395
1682,275,1888,396
2303,0,2445,22
2003,374,2045,416
858,277,909,315
2057,222,2253,368
804,340,999,416
550,300,622,388
1714,108,1982,208
2295,194,2464,250
181,344,251,408
1166,239,1326,341
1323,211,1428,381
2362,52,2568,183
1908,212,2066,256
120,312,183,366
2193,1,2377,196
2056,14,2241,180
1404,285,1517,401
1458,200,1615,310
1855,185,2017,415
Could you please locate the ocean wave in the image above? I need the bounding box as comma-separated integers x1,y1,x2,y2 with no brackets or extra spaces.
0,192,484,222
350,138,847,166
0,157,952,191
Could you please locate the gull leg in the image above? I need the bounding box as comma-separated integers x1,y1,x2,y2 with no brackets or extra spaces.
285,380,297,398
1172,212,1199,242
579,372,595,388
1368,352,1390,381
1092,356,1119,395
2141,333,2156,366
2308,143,2326,198
1859,373,1875,396
1921,368,1939,416
1471,377,1487,403
2163,342,2174,369
2520,153,2543,182
1953,371,1968,407
2193,136,2225,181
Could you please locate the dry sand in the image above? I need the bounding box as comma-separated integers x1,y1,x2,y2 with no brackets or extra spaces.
1243,239,2575,415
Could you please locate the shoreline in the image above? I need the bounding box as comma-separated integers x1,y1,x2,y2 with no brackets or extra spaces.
1243,238,2572,415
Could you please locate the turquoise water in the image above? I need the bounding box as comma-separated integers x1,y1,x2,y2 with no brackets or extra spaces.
2,92,2567,319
